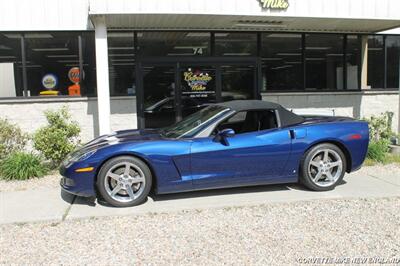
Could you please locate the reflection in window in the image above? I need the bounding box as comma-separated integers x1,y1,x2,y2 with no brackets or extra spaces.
24,32,96,97
138,32,210,57
221,65,254,100
306,34,344,90
81,32,97,96
215,33,257,56
367,36,384,89
386,36,400,89
108,32,135,96
261,33,302,91
0,33,23,97
345,35,360,90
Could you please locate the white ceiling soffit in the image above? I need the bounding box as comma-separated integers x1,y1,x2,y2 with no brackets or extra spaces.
97,14,400,33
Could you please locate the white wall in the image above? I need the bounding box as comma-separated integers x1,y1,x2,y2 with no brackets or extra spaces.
90,0,400,20
0,0,90,31
0,97,137,142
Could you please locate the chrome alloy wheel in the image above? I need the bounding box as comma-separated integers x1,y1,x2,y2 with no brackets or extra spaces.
104,162,146,203
307,148,343,187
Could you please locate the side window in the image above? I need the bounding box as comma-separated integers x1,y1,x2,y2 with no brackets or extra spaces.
214,109,278,135
225,111,247,124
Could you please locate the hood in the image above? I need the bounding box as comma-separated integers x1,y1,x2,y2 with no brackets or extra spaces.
83,129,163,150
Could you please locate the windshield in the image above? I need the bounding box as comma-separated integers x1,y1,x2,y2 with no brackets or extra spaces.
161,105,230,138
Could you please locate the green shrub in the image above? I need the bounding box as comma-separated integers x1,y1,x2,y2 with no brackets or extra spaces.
0,118,28,160
367,140,390,163
33,106,80,166
0,152,48,180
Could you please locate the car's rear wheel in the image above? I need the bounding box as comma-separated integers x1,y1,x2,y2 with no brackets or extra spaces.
96,156,152,207
300,143,346,191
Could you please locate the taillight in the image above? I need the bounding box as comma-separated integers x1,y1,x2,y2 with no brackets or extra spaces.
349,134,362,140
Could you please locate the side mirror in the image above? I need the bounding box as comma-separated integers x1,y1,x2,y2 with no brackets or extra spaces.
219,128,235,138
214,128,235,146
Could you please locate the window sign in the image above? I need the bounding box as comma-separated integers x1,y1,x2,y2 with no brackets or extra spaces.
40,73,59,96
182,68,215,99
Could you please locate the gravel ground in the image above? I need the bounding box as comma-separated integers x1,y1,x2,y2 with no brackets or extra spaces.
0,172,59,192
0,164,399,193
1,197,399,265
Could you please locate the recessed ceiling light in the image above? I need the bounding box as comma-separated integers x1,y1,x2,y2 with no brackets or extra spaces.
108,32,134,38
305,47,331,50
4,33,53,38
276,53,301,56
109,53,135,56
108,47,134,50
46,54,78,58
33,48,69,51
186,33,210,37
57,60,80,63
235,23,287,28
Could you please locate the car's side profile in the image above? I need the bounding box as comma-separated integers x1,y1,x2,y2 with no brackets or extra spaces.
60,100,369,207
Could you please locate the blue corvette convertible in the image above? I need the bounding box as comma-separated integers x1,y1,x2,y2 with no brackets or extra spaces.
60,100,369,207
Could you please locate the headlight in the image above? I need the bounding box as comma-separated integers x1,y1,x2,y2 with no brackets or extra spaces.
74,150,97,162
63,150,96,168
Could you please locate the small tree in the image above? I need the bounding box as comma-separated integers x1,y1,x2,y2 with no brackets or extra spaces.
0,118,28,160
33,106,81,166
364,112,394,142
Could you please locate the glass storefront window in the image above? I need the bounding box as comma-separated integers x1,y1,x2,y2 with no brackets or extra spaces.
345,35,360,90
0,33,23,97
108,32,135,96
305,34,344,90
386,36,400,89
221,65,255,100
24,32,96,97
138,32,210,57
81,32,97,96
215,33,257,56
367,36,384,89
261,33,303,91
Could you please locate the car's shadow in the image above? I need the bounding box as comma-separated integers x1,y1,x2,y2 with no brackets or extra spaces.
60,179,347,208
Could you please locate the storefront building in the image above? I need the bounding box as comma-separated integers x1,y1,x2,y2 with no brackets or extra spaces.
1,0,400,141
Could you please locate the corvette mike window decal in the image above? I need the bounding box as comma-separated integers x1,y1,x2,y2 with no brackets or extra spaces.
183,68,213,91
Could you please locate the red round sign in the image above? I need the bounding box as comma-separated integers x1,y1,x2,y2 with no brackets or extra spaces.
68,67,81,84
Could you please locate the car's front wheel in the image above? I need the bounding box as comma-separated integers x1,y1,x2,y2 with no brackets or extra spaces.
300,143,346,191
97,156,152,207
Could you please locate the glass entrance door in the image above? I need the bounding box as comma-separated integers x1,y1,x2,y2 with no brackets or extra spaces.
140,60,257,129
143,65,176,128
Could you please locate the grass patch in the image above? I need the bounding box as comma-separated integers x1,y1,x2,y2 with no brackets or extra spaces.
0,152,48,180
363,153,400,166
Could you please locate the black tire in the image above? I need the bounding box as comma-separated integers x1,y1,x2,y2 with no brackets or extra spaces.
96,156,152,207
300,143,347,191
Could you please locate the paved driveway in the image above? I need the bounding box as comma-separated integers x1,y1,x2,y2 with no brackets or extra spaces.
1,169,399,224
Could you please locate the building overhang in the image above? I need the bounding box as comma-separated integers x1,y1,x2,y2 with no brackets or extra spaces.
89,0,400,33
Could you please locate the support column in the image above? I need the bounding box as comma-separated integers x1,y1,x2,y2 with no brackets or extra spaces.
361,36,369,90
93,16,111,135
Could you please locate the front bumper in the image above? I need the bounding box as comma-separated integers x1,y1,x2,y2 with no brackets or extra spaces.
59,163,97,197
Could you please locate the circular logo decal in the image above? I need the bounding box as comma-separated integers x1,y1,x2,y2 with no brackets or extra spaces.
41,74,58,89
68,67,81,84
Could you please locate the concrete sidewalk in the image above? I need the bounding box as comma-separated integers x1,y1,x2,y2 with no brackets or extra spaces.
1,171,399,225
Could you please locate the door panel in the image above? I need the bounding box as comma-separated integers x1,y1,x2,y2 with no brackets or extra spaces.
191,129,292,189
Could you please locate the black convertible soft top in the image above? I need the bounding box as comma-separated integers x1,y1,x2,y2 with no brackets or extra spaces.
216,100,305,127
